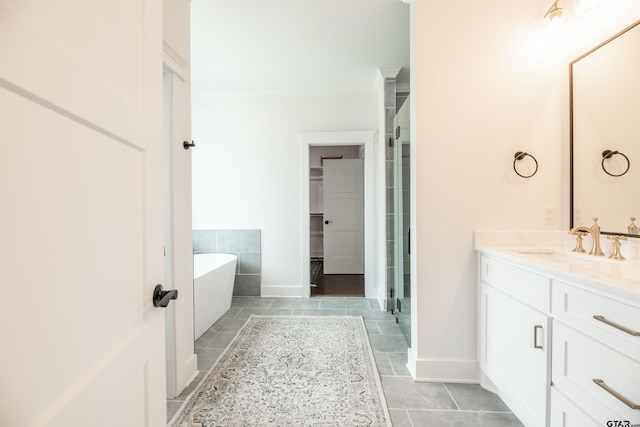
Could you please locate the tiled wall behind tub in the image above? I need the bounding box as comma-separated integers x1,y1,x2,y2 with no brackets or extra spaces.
192,229,261,296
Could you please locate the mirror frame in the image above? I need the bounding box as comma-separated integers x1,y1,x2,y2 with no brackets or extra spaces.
569,19,640,237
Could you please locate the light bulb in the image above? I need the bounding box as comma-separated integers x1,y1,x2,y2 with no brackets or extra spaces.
547,14,564,32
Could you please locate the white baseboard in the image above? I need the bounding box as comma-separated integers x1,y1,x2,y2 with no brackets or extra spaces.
406,347,418,378
479,369,499,394
261,285,304,298
407,353,479,383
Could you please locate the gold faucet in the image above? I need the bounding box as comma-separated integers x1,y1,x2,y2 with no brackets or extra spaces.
569,217,604,256
571,230,588,253
607,235,627,260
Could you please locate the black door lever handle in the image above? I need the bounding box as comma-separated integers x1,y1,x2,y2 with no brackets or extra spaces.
153,284,178,308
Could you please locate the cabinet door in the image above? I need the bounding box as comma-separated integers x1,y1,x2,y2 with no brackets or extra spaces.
485,286,550,427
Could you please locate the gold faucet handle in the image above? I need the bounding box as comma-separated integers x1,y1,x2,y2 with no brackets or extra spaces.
607,235,627,260
572,230,588,253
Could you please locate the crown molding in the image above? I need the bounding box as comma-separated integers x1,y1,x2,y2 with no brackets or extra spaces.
163,42,188,67
192,85,376,100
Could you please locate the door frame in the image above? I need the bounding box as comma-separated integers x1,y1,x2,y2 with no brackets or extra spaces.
163,52,197,399
163,69,178,399
299,130,377,298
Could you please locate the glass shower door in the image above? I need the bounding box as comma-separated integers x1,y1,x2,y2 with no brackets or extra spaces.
393,97,411,345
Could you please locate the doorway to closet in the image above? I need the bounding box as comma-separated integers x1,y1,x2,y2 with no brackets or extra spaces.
299,130,376,300
309,145,364,297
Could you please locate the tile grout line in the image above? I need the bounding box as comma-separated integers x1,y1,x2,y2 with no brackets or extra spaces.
195,330,220,349
442,383,461,410
386,353,399,377
388,407,516,413
407,409,416,427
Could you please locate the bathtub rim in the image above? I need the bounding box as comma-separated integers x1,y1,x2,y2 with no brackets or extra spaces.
193,252,238,279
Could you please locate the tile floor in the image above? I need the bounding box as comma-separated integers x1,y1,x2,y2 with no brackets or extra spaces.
167,297,524,427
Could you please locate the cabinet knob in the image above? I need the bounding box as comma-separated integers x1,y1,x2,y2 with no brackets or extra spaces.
324,220,332,225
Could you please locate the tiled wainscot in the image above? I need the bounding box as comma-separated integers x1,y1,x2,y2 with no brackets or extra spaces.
193,229,261,296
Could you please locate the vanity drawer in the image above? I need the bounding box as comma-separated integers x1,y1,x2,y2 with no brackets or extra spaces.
480,255,550,312
552,322,640,423
550,387,600,427
552,280,640,359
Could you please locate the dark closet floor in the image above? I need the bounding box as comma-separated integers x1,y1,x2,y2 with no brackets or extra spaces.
311,272,365,297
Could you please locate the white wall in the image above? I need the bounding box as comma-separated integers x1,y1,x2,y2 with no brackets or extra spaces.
192,91,378,295
410,0,640,381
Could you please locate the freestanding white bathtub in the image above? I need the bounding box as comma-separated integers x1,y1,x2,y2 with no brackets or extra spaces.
193,253,238,340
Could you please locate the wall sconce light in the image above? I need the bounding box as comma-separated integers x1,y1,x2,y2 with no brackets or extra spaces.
544,0,564,28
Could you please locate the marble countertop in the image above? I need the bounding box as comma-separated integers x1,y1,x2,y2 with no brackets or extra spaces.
474,230,640,302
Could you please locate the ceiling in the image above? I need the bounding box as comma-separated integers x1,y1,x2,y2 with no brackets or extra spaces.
190,0,410,94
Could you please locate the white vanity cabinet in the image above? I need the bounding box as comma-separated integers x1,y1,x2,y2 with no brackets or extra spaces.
478,248,640,427
550,280,640,426
479,256,551,427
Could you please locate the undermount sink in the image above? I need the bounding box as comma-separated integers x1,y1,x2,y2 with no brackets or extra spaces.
512,248,621,264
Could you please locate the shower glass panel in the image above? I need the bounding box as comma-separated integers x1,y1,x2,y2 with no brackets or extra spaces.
393,96,411,345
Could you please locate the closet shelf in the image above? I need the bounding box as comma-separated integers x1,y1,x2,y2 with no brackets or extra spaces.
310,212,324,217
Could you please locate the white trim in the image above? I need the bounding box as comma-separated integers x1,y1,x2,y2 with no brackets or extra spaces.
163,71,177,398
407,346,417,378
261,286,304,299
299,131,379,299
193,85,376,100
377,66,402,80
162,42,188,67
409,354,480,383
163,42,189,82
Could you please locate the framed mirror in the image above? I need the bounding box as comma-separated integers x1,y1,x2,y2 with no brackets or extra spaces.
570,19,640,237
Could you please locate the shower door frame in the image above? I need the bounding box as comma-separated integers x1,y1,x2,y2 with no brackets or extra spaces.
392,95,411,345
393,139,412,344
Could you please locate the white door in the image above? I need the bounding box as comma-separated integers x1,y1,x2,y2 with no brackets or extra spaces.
323,159,364,274
0,2,166,426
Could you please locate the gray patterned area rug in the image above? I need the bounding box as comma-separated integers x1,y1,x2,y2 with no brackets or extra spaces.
170,315,391,427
